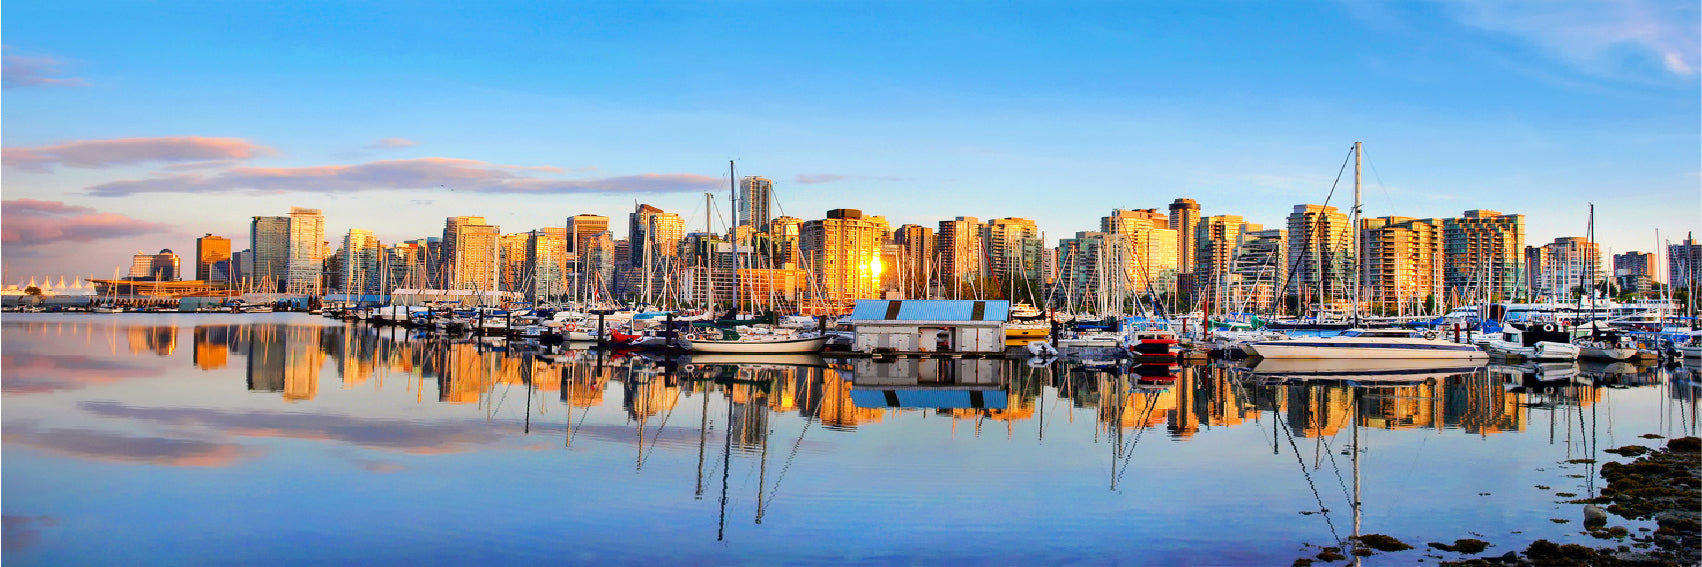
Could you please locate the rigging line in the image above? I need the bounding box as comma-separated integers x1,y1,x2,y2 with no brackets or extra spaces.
1113,391,1163,491
1279,397,1344,545
1271,146,1356,306
638,385,682,469
760,415,816,517
1317,424,1354,504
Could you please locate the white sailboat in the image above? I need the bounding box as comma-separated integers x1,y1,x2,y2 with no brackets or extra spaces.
1246,143,1486,361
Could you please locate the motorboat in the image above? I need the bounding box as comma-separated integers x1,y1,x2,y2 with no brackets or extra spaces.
1244,328,1486,360
1483,323,1579,361
1123,328,1180,358
1055,331,1123,348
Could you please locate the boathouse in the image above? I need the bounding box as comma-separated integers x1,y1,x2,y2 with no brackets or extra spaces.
848,299,1009,354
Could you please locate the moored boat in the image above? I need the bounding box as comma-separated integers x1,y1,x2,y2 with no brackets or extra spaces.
1245,328,1486,360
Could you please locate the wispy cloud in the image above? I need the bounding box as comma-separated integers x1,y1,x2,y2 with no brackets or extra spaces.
1,47,87,89
3,137,276,173
1425,0,1699,77
370,137,418,149
795,173,904,184
84,157,719,197
1,199,173,246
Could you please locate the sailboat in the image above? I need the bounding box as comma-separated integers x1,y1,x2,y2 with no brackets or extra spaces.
1246,143,1486,361
684,160,826,354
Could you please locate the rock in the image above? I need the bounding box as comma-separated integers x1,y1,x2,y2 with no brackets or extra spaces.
1499,551,1519,562
1584,503,1608,526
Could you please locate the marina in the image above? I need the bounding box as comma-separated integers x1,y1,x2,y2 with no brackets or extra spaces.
3,313,1698,564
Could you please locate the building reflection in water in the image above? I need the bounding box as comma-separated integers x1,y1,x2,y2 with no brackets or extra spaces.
144,320,1700,442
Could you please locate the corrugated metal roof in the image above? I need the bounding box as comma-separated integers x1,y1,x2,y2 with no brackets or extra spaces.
848,299,1010,322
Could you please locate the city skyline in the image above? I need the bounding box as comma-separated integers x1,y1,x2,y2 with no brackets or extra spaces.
3,2,1698,279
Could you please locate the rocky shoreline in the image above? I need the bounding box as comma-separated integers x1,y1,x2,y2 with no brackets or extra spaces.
1291,436,1701,567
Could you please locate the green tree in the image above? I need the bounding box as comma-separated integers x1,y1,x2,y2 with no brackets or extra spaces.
23,286,41,296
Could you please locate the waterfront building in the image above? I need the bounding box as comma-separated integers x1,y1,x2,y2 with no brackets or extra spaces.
1534,237,1600,300
1100,209,1178,295
1055,231,1107,311
565,214,609,254
892,224,934,299
762,215,803,266
1360,217,1443,310
442,216,500,290
1524,245,1547,300
1670,237,1701,291
627,204,685,268
984,217,1043,284
738,176,774,233
382,240,429,290
1285,204,1352,302
800,209,889,308
128,251,155,280
1193,215,1260,304
525,229,566,302
1231,229,1287,312
499,232,530,293
196,234,231,282
150,249,181,281
231,249,250,286
250,215,290,292
1169,198,1201,295
936,216,985,287
339,229,383,295
1443,210,1526,303
284,207,325,294
1613,251,1658,293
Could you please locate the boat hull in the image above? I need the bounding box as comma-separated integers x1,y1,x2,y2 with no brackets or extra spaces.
1247,340,1486,360
686,336,828,354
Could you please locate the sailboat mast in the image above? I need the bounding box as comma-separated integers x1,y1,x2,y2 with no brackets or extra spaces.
729,160,740,316
1352,141,1362,324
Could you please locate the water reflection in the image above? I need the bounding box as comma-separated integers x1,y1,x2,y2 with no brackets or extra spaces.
8,317,1696,440
5,315,1701,563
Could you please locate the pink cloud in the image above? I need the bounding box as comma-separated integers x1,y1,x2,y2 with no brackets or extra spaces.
3,137,276,173
1,199,172,246
370,137,418,149
1,49,87,89
84,158,718,196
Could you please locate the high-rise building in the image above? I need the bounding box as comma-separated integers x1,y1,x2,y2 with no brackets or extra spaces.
1193,215,1260,300
984,217,1043,283
1231,229,1287,312
1443,210,1526,302
628,204,685,268
937,216,985,285
1169,198,1201,289
566,214,610,254
441,216,500,290
1613,251,1657,294
800,209,889,306
128,250,155,280
892,224,934,299
1524,245,1547,299
498,232,530,293
1670,237,1701,291
340,229,383,295
1360,217,1443,309
150,249,181,281
1056,231,1108,311
1285,204,1353,301
250,215,290,291
382,240,429,290
738,176,774,233
1535,237,1600,300
195,234,231,282
283,207,326,294
525,229,566,302
1101,209,1178,294
759,215,804,266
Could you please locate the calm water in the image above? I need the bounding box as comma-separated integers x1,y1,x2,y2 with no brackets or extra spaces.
3,313,1698,565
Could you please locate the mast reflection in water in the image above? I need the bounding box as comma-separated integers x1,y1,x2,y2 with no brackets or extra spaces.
3,314,1697,565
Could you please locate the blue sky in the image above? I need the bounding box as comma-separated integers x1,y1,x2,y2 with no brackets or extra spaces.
3,1,1698,281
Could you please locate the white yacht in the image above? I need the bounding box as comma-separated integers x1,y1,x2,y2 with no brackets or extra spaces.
1244,328,1486,360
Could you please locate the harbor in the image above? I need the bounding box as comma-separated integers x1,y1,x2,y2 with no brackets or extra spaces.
3,312,1698,564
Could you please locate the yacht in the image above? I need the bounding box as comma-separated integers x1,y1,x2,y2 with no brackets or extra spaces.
1244,328,1486,360
1483,323,1580,361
